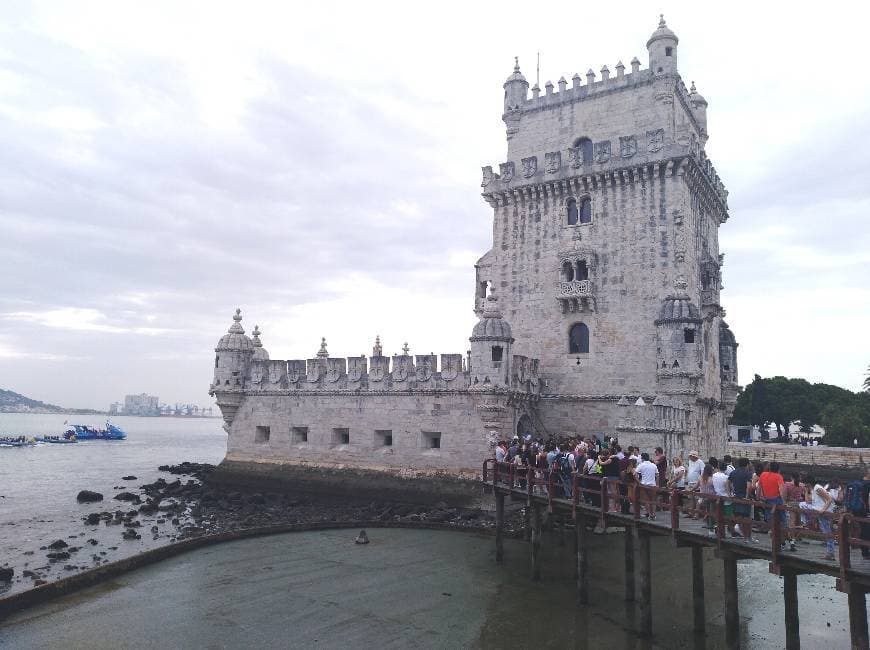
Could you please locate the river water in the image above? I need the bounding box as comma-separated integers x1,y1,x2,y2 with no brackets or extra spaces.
0,414,861,647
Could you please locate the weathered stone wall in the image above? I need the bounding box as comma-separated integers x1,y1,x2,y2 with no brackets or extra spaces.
726,442,870,470
226,392,498,476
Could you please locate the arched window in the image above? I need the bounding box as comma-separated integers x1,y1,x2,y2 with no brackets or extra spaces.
566,198,578,225
576,260,588,281
574,137,593,163
561,261,574,282
579,197,592,224
569,323,590,354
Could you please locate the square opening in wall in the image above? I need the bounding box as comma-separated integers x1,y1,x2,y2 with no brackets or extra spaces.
683,328,695,344
333,428,350,445
255,426,271,443
423,431,441,449
292,427,308,443
375,430,393,447
491,346,503,362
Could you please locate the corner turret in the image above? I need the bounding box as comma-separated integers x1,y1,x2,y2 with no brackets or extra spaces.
503,57,528,139
251,325,269,362
210,308,254,431
689,81,709,143
654,278,703,391
469,289,514,387
647,14,678,76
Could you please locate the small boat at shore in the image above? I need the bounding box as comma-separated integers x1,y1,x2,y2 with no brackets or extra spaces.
0,437,37,448
64,423,126,441
40,435,78,444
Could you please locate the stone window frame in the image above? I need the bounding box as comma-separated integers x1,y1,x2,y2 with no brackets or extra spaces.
565,194,593,227
332,427,350,446
375,429,393,447
422,431,442,450
573,137,593,164
255,425,271,444
291,426,309,444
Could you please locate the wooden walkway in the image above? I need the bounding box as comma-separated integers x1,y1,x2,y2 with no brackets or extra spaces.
482,460,870,650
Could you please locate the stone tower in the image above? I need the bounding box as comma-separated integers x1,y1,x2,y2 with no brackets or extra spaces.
477,17,737,457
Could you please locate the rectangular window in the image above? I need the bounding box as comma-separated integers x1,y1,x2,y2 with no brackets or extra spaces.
491,346,503,362
332,428,350,445
684,328,695,343
255,426,271,443
665,47,673,56
423,431,442,449
292,427,308,443
375,430,393,447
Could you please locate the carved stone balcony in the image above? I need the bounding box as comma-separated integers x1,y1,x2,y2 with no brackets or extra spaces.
556,280,595,313
557,280,592,298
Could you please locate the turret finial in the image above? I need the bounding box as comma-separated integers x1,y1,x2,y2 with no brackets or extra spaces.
372,335,383,357
659,13,666,27
514,56,520,73
402,342,410,355
228,308,245,334
690,80,697,94
317,337,329,358
252,325,262,347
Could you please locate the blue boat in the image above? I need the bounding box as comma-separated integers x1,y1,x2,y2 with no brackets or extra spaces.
64,423,126,441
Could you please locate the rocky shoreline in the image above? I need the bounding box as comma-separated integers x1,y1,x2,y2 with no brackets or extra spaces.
0,462,523,596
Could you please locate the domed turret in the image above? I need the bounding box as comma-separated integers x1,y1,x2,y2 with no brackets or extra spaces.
719,321,738,385
212,308,254,391
251,325,269,362
503,57,529,114
654,279,702,380
688,81,708,140
470,290,514,387
647,14,678,76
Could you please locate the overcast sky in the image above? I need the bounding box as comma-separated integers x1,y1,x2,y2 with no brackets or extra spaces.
0,1,868,410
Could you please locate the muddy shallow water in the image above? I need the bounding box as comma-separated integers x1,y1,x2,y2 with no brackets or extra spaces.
0,527,856,649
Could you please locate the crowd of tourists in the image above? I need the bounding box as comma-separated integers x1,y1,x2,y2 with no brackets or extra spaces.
494,435,870,562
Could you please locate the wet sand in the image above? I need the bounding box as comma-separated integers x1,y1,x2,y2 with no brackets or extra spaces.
0,527,858,649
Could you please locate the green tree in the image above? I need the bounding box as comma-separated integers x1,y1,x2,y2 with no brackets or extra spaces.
864,364,870,393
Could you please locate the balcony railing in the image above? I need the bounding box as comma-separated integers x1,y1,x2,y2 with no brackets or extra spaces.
556,280,592,298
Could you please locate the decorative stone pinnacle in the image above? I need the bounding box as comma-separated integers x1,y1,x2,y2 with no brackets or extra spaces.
317,337,329,358
252,325,262,347
228,308,244,334
372,335,383,357
616,60,625,69
659,13,666,27
514,56,520,73
690,81,697,93
402,342,410,355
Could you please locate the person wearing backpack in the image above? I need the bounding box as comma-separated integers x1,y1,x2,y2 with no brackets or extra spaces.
846,470,870,558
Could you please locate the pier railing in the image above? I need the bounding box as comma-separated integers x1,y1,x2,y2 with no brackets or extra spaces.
483,459,869,571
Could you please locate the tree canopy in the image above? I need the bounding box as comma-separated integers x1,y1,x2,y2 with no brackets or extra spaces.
730,375,870,446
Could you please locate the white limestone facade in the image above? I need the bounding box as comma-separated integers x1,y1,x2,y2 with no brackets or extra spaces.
210,17,739,478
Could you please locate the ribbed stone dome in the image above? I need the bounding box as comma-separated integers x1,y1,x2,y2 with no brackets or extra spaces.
647,14,678,47
251,325,269,361
471,293,513,341
719,321,737,346
655,295,701,324
504,57,527,86
216,309,254,351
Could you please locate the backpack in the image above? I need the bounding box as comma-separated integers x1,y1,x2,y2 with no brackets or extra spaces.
557,454,572,475
845,480,870,515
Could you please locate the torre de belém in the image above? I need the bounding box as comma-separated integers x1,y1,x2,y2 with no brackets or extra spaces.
209,17,739,488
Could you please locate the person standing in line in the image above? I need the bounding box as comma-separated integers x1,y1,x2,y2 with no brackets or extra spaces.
699,465,716,528
784,473,805,540
711,462,735,537
668,457,687,489
636,453,660,520
758,461,794,551
654,447,668,488
802,475,836,561
729,458,755,540
723,454,735,476
686,451,705,492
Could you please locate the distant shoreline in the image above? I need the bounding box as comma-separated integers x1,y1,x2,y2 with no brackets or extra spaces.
0,411,221,419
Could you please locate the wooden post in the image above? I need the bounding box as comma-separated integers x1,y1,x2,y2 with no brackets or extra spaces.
723,552,740,650
638,529,652,637
848,585,869,650
624,524,635,602
576,514,588,604
692,544,706,636
783,569,800,650
531,503,542,581
495,492,505,564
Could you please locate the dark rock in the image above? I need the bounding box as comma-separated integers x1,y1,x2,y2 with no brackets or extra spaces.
47,552,70,560
87,539,99,546
34,579,47,586
114,492,140,503
77,490,103,503
123,521,141,528
84,513,101,526
0,567,13,582
122,529,141,540
63,565,77,571
22,570,35,578
48,539,68,550
23,551,34,556
67,547,80,553
121,475,137,481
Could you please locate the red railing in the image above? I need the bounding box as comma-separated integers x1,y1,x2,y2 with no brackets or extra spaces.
483,459,870,574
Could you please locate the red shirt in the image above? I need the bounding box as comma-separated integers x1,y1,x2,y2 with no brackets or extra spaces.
758,471,784,499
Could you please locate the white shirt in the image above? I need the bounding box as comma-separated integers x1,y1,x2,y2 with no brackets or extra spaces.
671,466,687,487
495,446,506,463
812,484,831,511
583,457,596,473
725,464,735,477
629,454,640,463
636,460,659,486
712,471,731,497
686,459,705,484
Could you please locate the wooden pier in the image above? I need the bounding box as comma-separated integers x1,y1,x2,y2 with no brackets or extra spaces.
483,460,870,650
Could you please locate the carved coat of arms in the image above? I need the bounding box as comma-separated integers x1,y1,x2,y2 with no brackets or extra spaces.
250,362,265,386
499,161,514,183
567,147,582,169
594,141,611,164
348,357,364,382
287,360,304,384
441,355,460,381
619,135,637,158
306,361,321,383
647,128,664,153
521,156,537,178
545,151,561,173
268,361,286,385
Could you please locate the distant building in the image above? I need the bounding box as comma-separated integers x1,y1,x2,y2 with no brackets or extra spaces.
123,393,159,416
